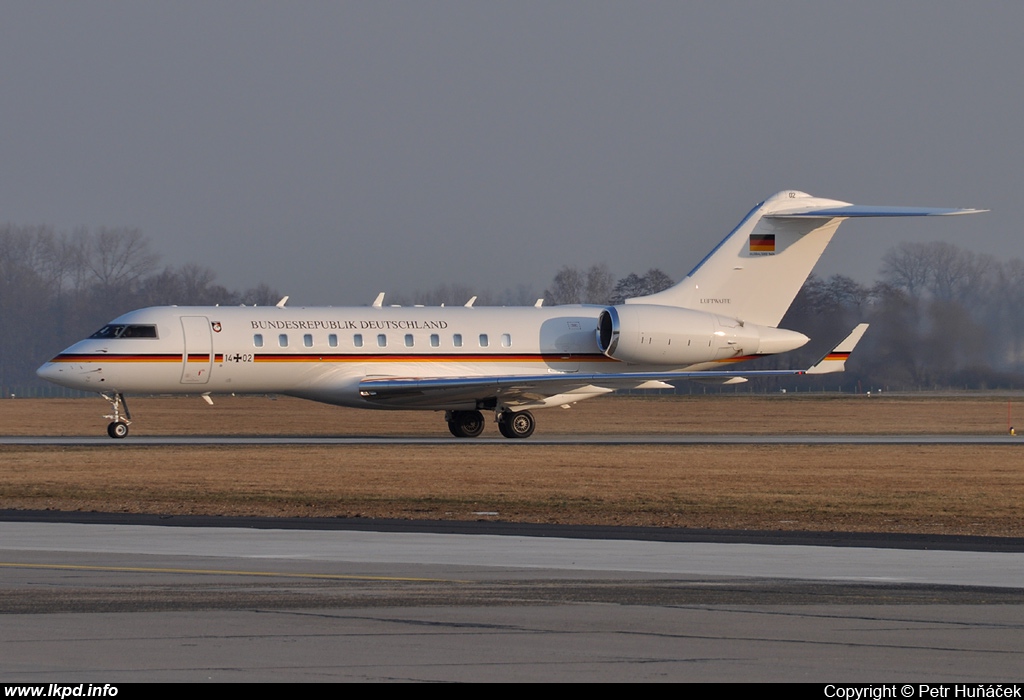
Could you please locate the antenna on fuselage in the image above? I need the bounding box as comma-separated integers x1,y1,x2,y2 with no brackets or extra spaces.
372,292,385,308
464,296,477,308
535,299,544,307
276,296,289,308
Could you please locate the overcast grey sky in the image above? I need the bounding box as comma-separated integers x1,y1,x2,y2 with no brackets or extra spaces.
1,2,1019,305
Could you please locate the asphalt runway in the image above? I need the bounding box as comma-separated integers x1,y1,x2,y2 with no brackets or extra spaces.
2,514,1023,682
3,434,1022,445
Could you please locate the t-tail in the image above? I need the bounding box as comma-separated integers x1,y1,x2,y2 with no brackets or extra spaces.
626,190,985,327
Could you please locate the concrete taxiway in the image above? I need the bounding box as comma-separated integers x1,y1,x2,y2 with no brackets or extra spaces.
2,516,1023,682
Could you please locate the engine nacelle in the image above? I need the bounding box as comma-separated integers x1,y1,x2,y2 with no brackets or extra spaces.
596,305,808,365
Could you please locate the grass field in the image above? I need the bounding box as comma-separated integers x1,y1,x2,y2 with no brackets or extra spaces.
2,394,1022,536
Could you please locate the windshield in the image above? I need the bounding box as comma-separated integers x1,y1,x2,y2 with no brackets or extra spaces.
89,324,158,339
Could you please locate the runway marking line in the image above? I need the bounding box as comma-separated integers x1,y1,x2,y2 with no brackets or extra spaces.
0,561,469,584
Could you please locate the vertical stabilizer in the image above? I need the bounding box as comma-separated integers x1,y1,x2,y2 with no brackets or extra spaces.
626,191,983,328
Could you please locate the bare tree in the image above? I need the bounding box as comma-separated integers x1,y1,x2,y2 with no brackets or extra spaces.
927,243,992,304
995,258,1024,370
545,266,585,305
585,263,613,305
882,241,993,304
84,227,160,292
240,282,284,306
608,268,675,304
880,242,932,299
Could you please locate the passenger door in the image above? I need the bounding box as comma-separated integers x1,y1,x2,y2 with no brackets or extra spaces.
180,316,213,384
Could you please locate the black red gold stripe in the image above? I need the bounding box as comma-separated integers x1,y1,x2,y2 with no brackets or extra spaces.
711,354,761,364
49,352,614,364
51,353,225,363
50,353,182,363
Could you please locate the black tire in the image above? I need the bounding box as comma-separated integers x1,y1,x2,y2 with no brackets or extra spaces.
497,415,515,438
498,410,535,439
449,410,485,438
107,421,129,439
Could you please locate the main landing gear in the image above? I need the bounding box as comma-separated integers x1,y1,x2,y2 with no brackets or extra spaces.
497,410,535,439
446,410,486,438
101,392,131,439
445,409,536,439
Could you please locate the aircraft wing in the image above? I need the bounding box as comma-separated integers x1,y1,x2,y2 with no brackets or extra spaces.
358,325,869,409
358,368,800,409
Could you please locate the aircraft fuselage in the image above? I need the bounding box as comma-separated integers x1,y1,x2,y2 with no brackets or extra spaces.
38,303,802,411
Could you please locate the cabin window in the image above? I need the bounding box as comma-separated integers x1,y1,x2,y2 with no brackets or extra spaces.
328,334,338,347
453,333,463,347
479,334,489,348
353,334,363,347
501,333,511,348
377,334,387,348
404,334,414,348
430,334,439,347
278,334,288,348
303,334,313,348
253,334,264,348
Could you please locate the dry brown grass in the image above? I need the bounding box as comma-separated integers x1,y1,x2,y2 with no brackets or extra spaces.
2,394,1023,536
2,392,1019,435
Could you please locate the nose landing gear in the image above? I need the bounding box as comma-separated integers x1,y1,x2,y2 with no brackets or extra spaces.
101,392,131,439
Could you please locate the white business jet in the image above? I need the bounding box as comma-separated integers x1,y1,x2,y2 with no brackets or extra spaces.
37,191,982,439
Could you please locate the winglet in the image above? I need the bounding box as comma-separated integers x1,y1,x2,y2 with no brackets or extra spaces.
806,323,869,374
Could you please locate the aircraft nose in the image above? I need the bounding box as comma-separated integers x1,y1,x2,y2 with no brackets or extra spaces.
36,358,91,390
36,360,71,386
36,360,58,381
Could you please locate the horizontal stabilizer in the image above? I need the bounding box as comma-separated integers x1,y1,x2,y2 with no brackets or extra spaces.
806,324,869,374
768,205,986,219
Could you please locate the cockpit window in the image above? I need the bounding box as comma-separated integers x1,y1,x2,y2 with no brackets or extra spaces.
121,324,158,338
89,325,124,339
89,324,158,339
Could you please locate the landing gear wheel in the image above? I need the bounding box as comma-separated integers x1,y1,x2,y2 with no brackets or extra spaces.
498,410,535,439
107,421,129,439
448,410,486,438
